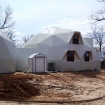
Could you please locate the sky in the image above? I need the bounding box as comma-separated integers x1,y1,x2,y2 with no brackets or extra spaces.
0,0,105,41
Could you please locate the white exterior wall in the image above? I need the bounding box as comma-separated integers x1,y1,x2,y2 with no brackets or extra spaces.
49,60,100,71
15,48,36,71
84,38,93,47
0,59,15,73
15,48,49,71
15,47,101,72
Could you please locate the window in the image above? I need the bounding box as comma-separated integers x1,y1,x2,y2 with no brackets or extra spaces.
67,51,74,61
73,34,79,44
84,52,90,61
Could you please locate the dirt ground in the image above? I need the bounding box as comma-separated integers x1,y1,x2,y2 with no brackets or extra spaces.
1,70,105,105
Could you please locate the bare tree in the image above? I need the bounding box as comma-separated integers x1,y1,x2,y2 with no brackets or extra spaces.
5,30,17,46
89,25,105,52
0,5,15,29
14,35,34,48
89,0,105,60
0,5,16,45
90,0,105,22
22,35,33,44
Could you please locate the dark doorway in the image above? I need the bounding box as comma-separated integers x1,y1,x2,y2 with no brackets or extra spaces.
67,51,74,61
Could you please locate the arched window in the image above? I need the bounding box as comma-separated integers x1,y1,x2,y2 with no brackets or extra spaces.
73,34,79,44
84,52,90,61
67,51,74,61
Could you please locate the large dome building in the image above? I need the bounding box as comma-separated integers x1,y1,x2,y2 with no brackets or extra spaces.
15,27,101,72
0,30,16,73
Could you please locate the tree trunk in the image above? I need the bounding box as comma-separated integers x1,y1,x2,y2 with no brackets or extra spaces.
100,44,101,52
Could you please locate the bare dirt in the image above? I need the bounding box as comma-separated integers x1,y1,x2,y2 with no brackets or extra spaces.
0,73,40,100
0,70,105,105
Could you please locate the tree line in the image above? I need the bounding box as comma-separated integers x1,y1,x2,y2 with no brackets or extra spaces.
89,0,105,59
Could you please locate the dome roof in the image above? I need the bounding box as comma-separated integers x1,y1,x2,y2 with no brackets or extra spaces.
41,27,72,35
23,27,95,61
24,27,91,48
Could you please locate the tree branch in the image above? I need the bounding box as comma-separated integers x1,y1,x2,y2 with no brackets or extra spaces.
0,5,15,29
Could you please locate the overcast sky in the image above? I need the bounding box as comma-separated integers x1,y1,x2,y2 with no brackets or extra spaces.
1,0,105,40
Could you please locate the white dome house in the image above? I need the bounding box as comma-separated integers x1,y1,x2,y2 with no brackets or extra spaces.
15,27,101,72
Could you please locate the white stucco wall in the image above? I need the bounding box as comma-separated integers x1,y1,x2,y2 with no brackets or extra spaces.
15,47,101,72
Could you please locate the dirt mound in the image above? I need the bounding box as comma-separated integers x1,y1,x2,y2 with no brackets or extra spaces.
0,73,40,100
